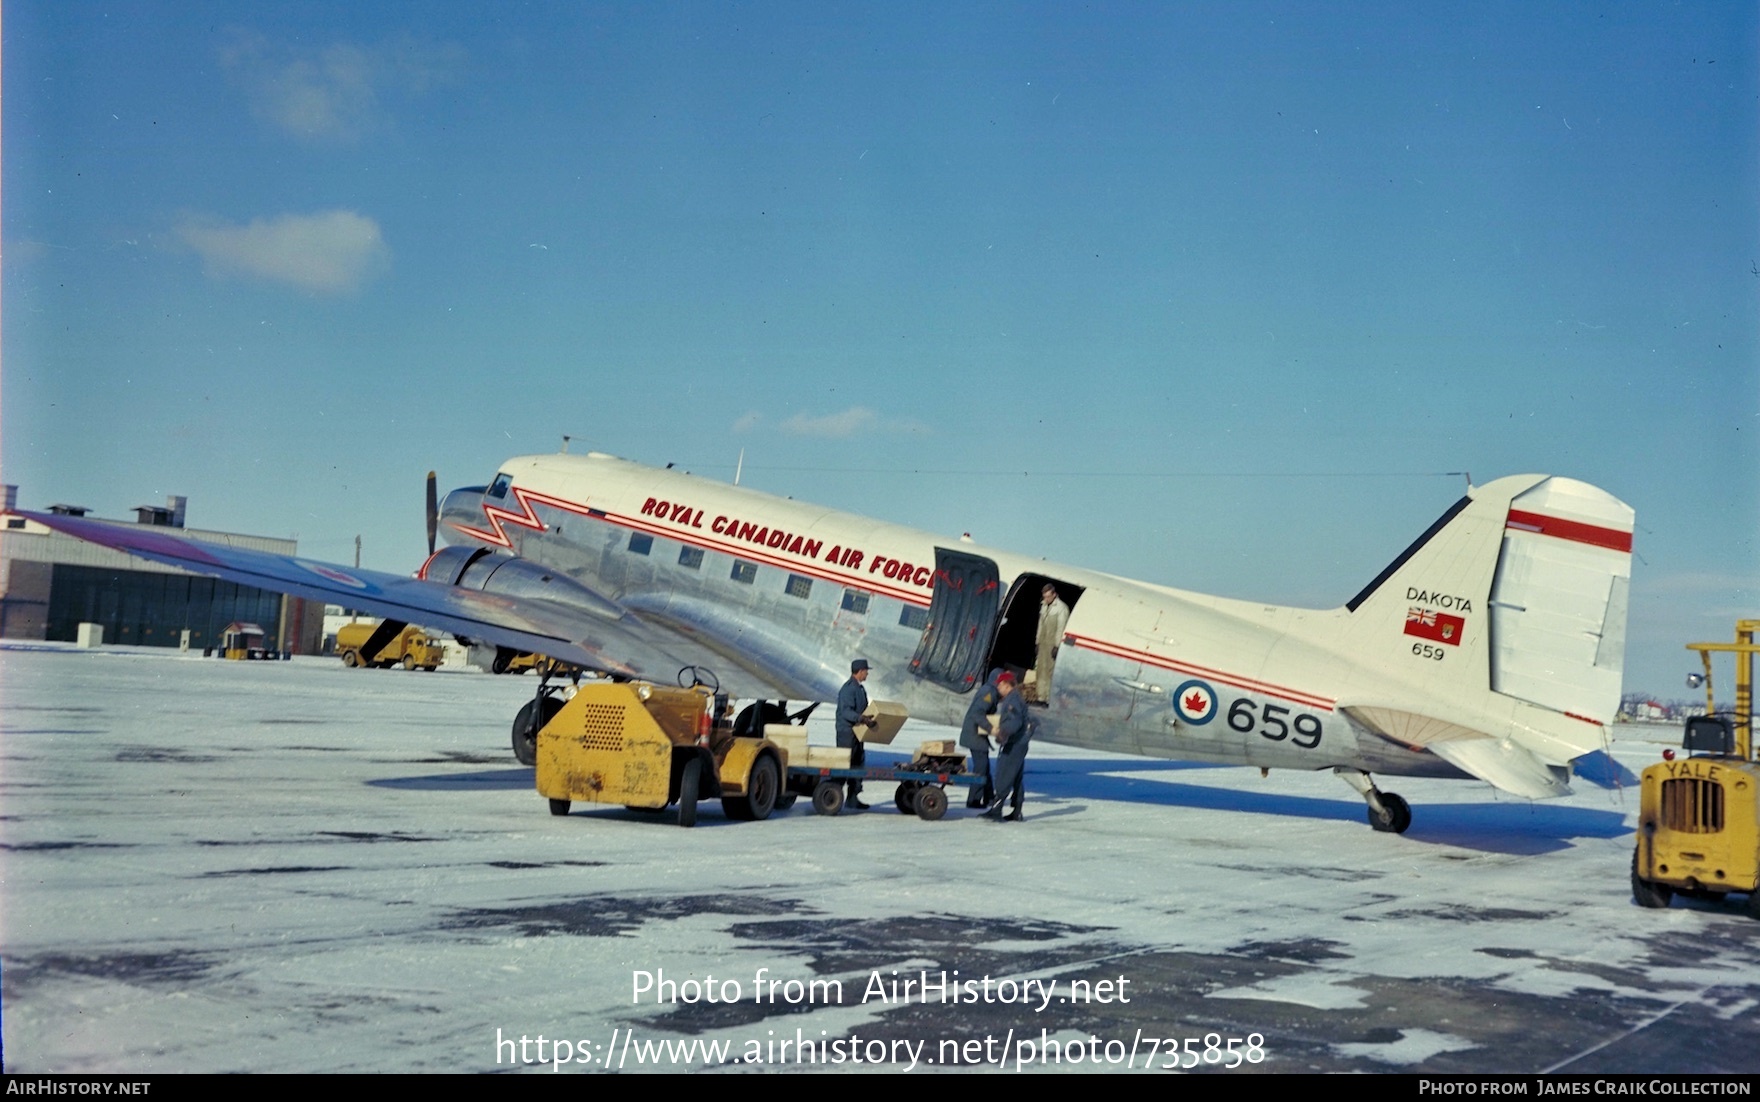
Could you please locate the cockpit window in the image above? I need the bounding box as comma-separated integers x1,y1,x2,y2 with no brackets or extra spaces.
487,473,513,500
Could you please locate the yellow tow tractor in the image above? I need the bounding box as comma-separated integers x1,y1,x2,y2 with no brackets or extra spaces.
521,675,791,828
1632,619,1760,917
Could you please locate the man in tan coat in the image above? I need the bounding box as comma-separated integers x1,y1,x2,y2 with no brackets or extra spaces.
1032,584,1070,702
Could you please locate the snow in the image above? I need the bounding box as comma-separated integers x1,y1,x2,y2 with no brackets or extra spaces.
2,643,1757,1074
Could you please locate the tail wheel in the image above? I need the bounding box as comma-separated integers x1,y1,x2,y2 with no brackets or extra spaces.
1368,792,1412,834
511,695,564,766
1631,850,1674,910
678,758,701,828
724,754,780,821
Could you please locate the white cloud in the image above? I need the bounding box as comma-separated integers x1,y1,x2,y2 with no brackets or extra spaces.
219,30,463,143
779,407,880,438
176,210,389,294
734,406,932,438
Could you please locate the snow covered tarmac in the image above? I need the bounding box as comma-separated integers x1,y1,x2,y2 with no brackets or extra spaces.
2,645,1756,1073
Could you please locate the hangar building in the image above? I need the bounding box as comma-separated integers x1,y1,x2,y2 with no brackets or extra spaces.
0,485,325,654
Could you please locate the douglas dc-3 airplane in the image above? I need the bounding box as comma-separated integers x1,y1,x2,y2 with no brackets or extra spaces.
17,451,1634,833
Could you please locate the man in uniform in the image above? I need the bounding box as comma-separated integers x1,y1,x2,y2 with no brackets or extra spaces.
958,669,1004,808
836,658,878,810
984,671,1033,821
1033,584,1070,702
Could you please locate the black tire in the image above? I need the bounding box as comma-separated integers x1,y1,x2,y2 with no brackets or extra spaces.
914,785,948,822
773,793,798,812
812,780,844,816
1632,850,1674,909
733,701,789,739
341,650,359,668
724,754,780,821
894,782,920,814
678,758,701,828
548,798,571,817
511,695,564,767
491,649,512,675
1369,792,1412,834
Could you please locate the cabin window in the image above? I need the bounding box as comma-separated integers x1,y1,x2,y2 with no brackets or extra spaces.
731,561,757,584
678,546,704,570
899,606,930,630
627,533,653,556
487,473,512,500
841,590,870,615
785,574,812,599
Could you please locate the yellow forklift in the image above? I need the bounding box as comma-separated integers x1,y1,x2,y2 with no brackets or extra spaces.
1632,620,1760,917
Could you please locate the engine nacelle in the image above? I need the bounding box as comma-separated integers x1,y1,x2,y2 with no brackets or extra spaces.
420,546,623,621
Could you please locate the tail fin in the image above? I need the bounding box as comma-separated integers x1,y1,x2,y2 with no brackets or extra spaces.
1336,475,1633,796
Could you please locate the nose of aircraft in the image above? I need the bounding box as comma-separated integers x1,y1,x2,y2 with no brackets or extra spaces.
438,484,488,546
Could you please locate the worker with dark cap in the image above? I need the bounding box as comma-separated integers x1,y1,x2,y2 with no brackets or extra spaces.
959,669,1004,808
836,658,878,810
984,671,1033,821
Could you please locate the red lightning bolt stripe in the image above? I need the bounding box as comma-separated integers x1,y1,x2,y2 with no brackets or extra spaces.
451,485,934,606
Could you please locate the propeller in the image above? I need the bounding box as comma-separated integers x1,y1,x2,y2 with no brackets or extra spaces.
426,470,439,557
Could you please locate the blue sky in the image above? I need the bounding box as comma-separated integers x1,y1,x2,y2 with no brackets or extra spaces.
4,2,1755,697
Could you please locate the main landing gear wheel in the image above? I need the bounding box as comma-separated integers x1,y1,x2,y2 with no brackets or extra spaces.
894,782,921,814
1368,792,1412,834
511,695,564,767
724,754,780,821
677,758,701,828
1631,850,1673,910
812,781,844,816
913,785,948,822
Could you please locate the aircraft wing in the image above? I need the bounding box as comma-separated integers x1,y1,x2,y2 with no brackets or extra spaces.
14,511,715,685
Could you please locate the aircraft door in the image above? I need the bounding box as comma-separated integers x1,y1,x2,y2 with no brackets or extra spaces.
907,549,1003,692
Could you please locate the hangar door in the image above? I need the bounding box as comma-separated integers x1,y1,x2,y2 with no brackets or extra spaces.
907,548,1002,692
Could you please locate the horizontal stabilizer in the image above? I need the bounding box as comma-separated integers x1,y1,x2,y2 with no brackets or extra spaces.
1426,738,1572,799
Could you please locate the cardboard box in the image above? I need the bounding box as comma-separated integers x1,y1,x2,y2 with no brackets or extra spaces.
859,699,909,744
803,746,852,770
764,724,808,766
916,739,962,758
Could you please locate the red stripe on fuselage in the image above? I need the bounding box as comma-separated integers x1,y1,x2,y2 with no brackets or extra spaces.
1065,632,1336,712
1504,510,1632,553
456,485,934,607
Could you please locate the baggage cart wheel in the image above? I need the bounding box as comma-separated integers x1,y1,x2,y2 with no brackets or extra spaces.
914,785,948,822
812,780,844,816
893,781,919,814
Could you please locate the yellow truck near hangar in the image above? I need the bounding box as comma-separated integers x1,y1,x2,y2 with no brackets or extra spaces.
1632,620,1760,918
334,621,445,671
